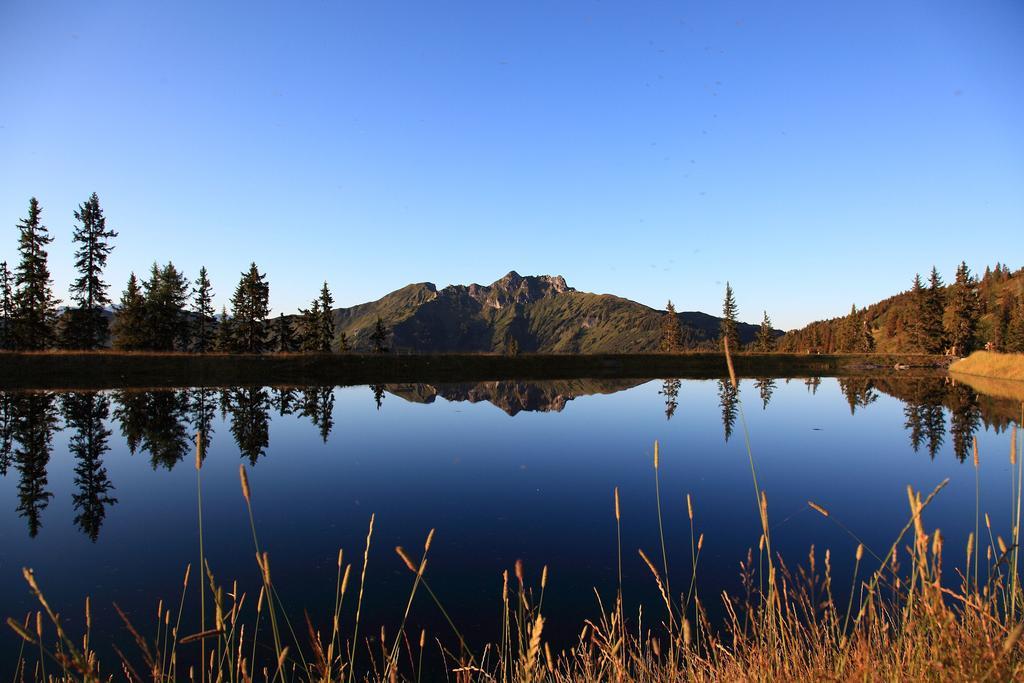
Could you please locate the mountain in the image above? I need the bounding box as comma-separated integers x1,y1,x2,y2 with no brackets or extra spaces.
330,271,772,353
778,263,1024,354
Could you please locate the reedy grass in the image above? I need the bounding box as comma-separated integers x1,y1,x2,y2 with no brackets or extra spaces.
7,376,1024,680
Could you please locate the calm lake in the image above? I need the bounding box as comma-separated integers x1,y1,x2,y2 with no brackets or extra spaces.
0,375,1020,663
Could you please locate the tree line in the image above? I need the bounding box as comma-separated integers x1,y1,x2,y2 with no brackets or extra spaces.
659,282,779,353
777,263,1024,355
0,196,392,353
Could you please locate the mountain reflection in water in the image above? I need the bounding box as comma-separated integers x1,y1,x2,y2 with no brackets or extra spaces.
0,376,1018,542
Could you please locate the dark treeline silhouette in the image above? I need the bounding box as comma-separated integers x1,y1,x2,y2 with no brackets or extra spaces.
1,196,389,354
779,262,1024,355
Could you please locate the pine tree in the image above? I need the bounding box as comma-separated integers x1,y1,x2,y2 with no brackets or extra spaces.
215,307,234,352
920,267,946,354
111,273,147,350
229,262,270,353
316,282,336,352
947,261,980,356
992,295,1012,351
754,311,775,352
337,331,349,353
907,274,926,352
12,198,60,350
1005,297,1024,353
191,267,216,353
63,193,117,349
720,282,739,351
142,263,190,350
298,300,322,352
659,300,684,352
272,313,297,352
0,261,13,350
370,316,390,353
859,314,876,352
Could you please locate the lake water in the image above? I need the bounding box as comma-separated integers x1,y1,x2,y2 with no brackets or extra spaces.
0,375,1020,666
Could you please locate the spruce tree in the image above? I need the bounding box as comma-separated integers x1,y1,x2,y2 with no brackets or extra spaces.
947,261,980,356
992,296,1012,351
0,261,13,350
316,282,336,352
273,313,297,352
659,300,684,352
1005,297,1024,353
920,267,946,354
859,312,876,352
13,198,60,350
229,262,270,353
142,263,190,350
298,300,322,352
191,267,216,352
754,311,775,352
337,331,349,353
111,273,147,350
215,307,234,352
370,316,390,353
64,193,117,349
907,274,926,352
719,282,739,351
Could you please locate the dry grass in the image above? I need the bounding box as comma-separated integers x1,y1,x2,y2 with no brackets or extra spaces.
6,351,1024,681
951,351,1024,383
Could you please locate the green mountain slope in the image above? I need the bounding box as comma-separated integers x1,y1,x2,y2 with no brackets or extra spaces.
331,271,770,353
779,263,1024,354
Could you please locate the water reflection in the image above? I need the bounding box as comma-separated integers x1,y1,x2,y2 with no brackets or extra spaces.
0,376,1019,541
660,379,681,420
717,379,739,441
62,393,117,541
753,378,776,410
12,393,59,537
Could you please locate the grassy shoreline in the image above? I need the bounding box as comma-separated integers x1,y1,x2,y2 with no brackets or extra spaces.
0,351,950,389
951,351,1024,383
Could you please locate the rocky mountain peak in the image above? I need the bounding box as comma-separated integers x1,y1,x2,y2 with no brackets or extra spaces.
467,271,574,309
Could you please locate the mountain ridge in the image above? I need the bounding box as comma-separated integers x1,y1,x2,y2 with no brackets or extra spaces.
330,271,774,353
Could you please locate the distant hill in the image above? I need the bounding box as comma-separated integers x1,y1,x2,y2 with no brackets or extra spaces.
779,263,1024,354
329,271,773,353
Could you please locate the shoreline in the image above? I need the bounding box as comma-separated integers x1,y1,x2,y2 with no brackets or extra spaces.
0,350,950,389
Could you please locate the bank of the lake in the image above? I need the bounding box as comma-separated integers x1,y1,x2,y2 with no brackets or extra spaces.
0,350,951,389
950,351,1024,404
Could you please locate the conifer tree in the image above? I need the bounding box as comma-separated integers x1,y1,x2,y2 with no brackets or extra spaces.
992,296,1012,351
316,282,336,352
229,262,270,353
659,300,684,352
859,313,876,353
64,193,117,349
0,261,13,350
337,331,349,353
754,311,775,352
12,198,60,350
111,273,147,350
719,282,739,351
920,267,946,354
837,304,861,352
1004,296,1024,353
298,300,322,352
370,316,390,353
947,261,980,356
215,307,234,352
907,274,926,352
272,313,297,353
142,263,190,350
191,267,216,353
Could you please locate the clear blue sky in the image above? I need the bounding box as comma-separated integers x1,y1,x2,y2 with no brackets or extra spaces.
1,1,1021,329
